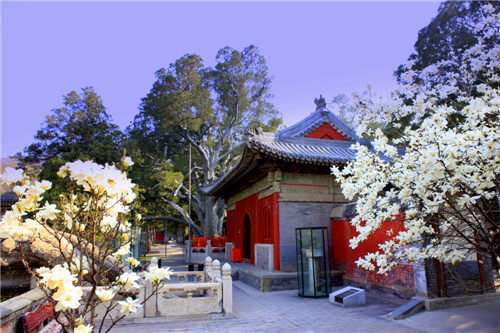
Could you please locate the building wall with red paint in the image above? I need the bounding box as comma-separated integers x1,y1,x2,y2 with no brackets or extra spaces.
331,217,416,298
226,191,280,270
257,192,280,270
305,123,349,141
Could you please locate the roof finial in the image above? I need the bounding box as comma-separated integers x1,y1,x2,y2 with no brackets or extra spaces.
314,95,326,110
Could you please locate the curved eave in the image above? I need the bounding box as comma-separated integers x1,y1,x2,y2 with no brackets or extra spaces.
199,147,262,197
200,139,357,197
251,139,356,165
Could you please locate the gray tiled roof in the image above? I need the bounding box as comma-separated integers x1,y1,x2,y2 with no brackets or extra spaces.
249,136,357,165
201,104,370,196
277,106,360,142
0,190,18,206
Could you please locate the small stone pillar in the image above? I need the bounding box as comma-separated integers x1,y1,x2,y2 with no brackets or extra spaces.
145,256,158,317
207,239,213,258
204,256,213,283
150,256,158,267
144,282,156,317
225,242,234,262
212,260,221,282
222,263,233,315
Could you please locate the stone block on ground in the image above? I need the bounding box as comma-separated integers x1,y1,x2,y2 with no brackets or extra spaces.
329,286,366,307
388,298,424,320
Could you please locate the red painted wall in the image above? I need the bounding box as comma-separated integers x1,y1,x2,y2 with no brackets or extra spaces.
305,123,349,141
332,217,415,297
257,192,280,271
226,192,280,270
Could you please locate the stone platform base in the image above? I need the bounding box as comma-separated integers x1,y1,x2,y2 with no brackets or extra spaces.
231,262,345,292
230,262,297,291
240,269,298,292
423,292,499,311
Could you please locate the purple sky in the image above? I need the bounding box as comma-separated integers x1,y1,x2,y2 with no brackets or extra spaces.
1,1,441,158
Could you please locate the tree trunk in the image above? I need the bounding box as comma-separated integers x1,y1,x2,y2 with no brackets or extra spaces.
201,195,225,237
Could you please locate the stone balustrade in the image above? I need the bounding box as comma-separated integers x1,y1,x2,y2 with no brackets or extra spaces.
145,256,232,317
185,240,234,264
0,256,232,332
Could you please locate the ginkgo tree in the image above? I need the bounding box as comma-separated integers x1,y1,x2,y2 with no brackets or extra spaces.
332,2,499,283
0,158,172,333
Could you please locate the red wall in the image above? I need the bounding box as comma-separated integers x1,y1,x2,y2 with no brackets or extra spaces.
226,192,280,270
332,217,415,297
305,123,349,141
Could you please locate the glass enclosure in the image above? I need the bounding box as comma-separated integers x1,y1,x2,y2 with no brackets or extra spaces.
296,227,331,297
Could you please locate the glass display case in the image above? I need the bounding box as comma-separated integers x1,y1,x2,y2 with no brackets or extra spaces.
296,227,331,297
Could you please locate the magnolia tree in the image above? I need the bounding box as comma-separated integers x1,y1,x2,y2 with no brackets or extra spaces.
0,159,172,333
332,3,499,282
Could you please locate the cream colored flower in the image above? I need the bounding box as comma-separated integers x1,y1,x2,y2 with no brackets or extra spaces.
0,167,24,185
118,297,142,315
145,265,173,285
38,264,76,290
74,324,93,333
95,288,115,302
53,285,83,311
126,257,140,268
37,202,61,220
117,272,140,291
122,156,134,167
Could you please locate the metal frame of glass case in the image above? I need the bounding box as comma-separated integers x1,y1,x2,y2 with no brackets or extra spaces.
296,227,331,297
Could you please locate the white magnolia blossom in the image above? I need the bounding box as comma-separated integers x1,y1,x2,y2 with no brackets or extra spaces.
117,297,142,315
113,244,131,262
122,156,134,167
0,167,26,185
57,160,136,202
126,257,140,268
333,4,500,275
0,158,171,331
37,265,83,311
95,288,116,302
144,264,173,286
52,284,84,311
37,264,78,290
74,324,93,333
117,272,141,291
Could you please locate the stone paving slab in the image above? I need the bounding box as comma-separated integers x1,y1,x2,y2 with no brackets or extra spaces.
111,280,424,333
116,243,499,333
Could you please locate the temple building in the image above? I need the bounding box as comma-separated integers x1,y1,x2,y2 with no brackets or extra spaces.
202,96,366,272
201,97,493,298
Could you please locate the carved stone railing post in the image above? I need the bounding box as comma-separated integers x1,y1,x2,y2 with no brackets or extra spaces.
204,256,213,283
212,259,221,282
222,263,232,315
145,257,158,317
150,256,158,267
207,239,213,258
212,260,221,302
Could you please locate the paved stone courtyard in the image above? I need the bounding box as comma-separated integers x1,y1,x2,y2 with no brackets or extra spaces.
110,243,499,333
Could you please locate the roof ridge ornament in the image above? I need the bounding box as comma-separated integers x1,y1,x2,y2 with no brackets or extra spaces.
314,95,327,110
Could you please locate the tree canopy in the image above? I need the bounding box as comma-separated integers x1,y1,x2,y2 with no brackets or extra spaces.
20,88,124,196
127,45,282,236
22,87,124,167
381,1,500,138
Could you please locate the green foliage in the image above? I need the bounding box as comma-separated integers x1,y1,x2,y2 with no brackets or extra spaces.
20,87,124,201
389,1,499,137
410,2,482,70
23,87,124,166
127,45,282,236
